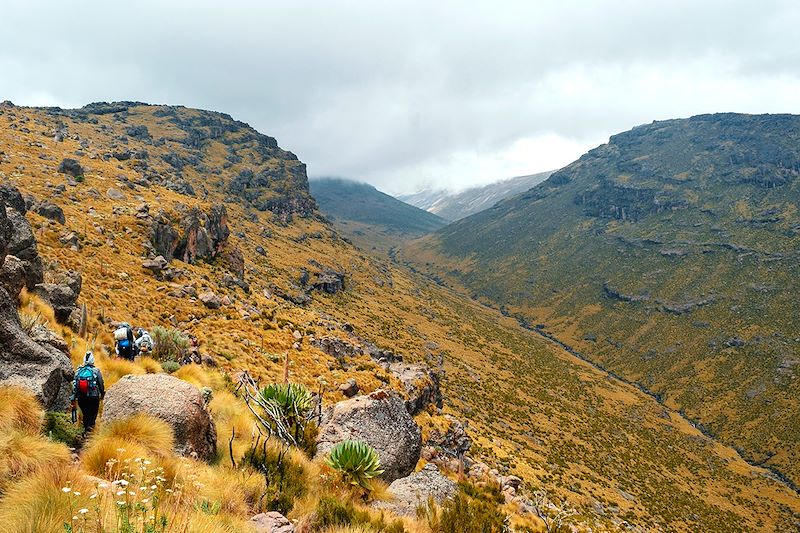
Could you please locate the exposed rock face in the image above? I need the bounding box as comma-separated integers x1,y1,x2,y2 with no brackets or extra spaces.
248,512,295,533
374,463,457,517
316,390,421,481
0,255,26,300
149,206,242,279
0,196,73,410
102,374,217,461
425,415,472,460
389,362,442,415
36,270,82,324
6,206,44,290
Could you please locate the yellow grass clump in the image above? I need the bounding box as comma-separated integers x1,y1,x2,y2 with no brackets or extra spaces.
0,385,44,435
97,355,146,388
0,430,71,494
0,466,93,533
174,363,224,390
137,356,164,374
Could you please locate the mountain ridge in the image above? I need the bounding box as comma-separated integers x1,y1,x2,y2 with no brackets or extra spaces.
402,111,800,489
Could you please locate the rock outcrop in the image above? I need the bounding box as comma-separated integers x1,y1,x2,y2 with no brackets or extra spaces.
316,390,421,481
36,270,82,325
389,362,442,415
149,205,243,281
102,374,217,461
0,194,73,410
6,203,44,290
374,463,457,517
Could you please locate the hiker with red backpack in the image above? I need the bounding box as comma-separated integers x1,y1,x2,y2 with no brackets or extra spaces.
70,351,105,434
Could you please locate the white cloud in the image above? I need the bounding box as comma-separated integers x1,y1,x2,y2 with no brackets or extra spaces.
0,1,798,194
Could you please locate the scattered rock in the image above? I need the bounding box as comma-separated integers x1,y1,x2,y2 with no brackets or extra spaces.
248,512,295,533
35,201,65,224
339,378,359,398
58,158,83,178
106,187,126,201
101,374,217,461
374,463,457,517
316,390,421,481
6,206,44,290
141,255,168,274
199,291,221,309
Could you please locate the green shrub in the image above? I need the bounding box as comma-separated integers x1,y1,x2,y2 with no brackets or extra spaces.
311,495,405,532
161,361,180,374
325,440,384,490
242,442,308,515
43,412,82,447
421,481,507,533
150,326,189,362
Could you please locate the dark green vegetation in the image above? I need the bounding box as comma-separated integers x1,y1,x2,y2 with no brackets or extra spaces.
310,178,447,252
405,113,800,486
310,495,405,532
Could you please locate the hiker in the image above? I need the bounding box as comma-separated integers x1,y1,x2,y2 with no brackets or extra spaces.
70,351,105,434
135,327,154,355
114,322,137,360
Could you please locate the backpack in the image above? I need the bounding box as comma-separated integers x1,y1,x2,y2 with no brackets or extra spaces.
75,366,100,398
114,327,129,341
118,338,132,355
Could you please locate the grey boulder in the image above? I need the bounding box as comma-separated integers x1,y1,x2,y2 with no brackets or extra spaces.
374,463,457,517
316,390,421,481
102,374,217,461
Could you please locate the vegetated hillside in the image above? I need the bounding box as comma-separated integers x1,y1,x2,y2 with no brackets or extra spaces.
403,113,800,489
400,171,552,221
1,102,799,532
310,177,447,253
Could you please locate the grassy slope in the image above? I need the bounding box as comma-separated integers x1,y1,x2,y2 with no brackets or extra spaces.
1,104,799,531
403,113,800,489
310,178,447,253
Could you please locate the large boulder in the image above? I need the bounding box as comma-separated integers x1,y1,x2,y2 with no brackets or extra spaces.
0,197,73,410
389,363,442,415
35,201,65,224
316,390,421,481
374,463,457,517
58,158,84,177
102,374,217,461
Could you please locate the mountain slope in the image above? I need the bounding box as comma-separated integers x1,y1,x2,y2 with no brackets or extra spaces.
1,103,799,531
403,113,800,488
310,178,447,252
400,171,552,221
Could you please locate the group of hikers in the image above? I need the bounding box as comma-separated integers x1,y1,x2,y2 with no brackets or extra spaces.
70,322,154,434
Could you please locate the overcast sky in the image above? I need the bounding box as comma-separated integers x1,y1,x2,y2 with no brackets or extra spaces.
1,1,799,194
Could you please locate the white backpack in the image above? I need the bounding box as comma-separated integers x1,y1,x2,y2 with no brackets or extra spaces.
114,327,128,341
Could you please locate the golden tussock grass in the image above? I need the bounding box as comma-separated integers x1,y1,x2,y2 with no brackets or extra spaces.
138,356,164,374
173,363,224,390
0,386,44,435
0,465,92,533
97,356,145,387
208,390,256,463
80,415,177,480
0,430,71,494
